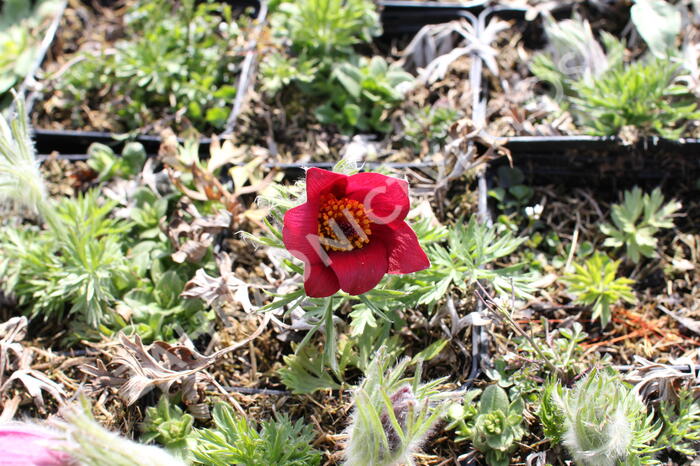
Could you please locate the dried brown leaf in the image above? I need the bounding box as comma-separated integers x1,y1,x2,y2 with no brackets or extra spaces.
80,313,270,406
182,253,268,312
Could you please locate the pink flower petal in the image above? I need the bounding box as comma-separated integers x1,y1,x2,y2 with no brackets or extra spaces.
0,424,71,465
328,240,388,295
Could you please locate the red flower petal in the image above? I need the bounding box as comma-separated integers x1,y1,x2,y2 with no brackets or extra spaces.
374,222,430,274
282,202,323,264
304,263,340,298
306,167,347,200
345,172,410,226
329,240,388,295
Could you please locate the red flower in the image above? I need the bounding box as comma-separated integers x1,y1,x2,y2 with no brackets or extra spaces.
282,167,430,297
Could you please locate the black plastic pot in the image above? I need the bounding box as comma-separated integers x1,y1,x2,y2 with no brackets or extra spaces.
493,136,700,188
476,6,700,186
380,0,486,35
32,128,211,156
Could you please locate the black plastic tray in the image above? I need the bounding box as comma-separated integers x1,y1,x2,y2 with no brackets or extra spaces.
31,128,210,156
495,136,700,187
33,1,700,188
380,0,486,35
31,0,486,152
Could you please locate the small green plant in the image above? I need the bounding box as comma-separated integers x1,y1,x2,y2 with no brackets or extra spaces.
537,378,567,444
513,322,592,380
655,388,700,457
448,385,525,466
129,187,172,240
407,216,534,307
446,390,480,441
532,11,695,137
314,57,413,133
488,167,534,212
562,252,636,327
488,166,536,232
402,105,460,154
530,14,624,97
600,187,681,263
56,0,245,132
191,403,322,466
141,396,194,458
259,52,317,96
343,348,446,466
270,0,380,57
572,59,699,138
551,369,660,466
2,192,133,328
264,0,412,134
86,142,146,182
0,0,63,108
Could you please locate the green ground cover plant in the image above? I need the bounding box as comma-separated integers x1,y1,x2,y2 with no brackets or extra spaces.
261,0,413,134
529,1,699,138
52,0,247,133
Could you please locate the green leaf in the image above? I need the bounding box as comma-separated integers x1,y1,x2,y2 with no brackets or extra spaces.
154,270,184,309
121,142,146,174
410,339,448,365
631,0,681,58
349,307,377,337
205,107,230,128
509,185,533,202
342,103,361,126
488,187,506,203
479,385,510,414
333,64,363,98
279,346,341,394
213,84,237,99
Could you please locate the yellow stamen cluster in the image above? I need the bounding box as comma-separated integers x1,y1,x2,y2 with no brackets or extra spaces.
317,193,372,251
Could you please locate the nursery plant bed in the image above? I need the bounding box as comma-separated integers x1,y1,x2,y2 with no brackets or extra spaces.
477,5,700,187
31,1,490,165
7,3,700,465
30,0,426,158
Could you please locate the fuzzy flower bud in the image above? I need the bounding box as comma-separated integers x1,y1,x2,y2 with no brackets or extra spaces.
555,369,660,466
343,349,446,466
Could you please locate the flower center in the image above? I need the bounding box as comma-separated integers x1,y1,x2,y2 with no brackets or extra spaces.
317,193,372,251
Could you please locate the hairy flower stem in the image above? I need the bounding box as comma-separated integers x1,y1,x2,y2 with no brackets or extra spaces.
475,280,563,379
0,92,64,237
